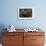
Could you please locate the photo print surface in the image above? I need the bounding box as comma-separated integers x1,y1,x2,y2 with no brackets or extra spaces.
19,9,32,17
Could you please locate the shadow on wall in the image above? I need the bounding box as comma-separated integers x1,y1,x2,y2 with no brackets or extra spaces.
0,24,7,43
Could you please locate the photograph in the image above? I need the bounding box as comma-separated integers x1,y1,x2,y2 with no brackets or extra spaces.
18,7,34,19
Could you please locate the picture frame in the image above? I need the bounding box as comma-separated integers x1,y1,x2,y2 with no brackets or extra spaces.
18,7,34,19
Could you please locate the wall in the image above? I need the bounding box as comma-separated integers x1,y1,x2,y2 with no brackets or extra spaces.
0,0,46,30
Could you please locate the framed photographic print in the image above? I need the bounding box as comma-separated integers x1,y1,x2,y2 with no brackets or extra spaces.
18,7,34,19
